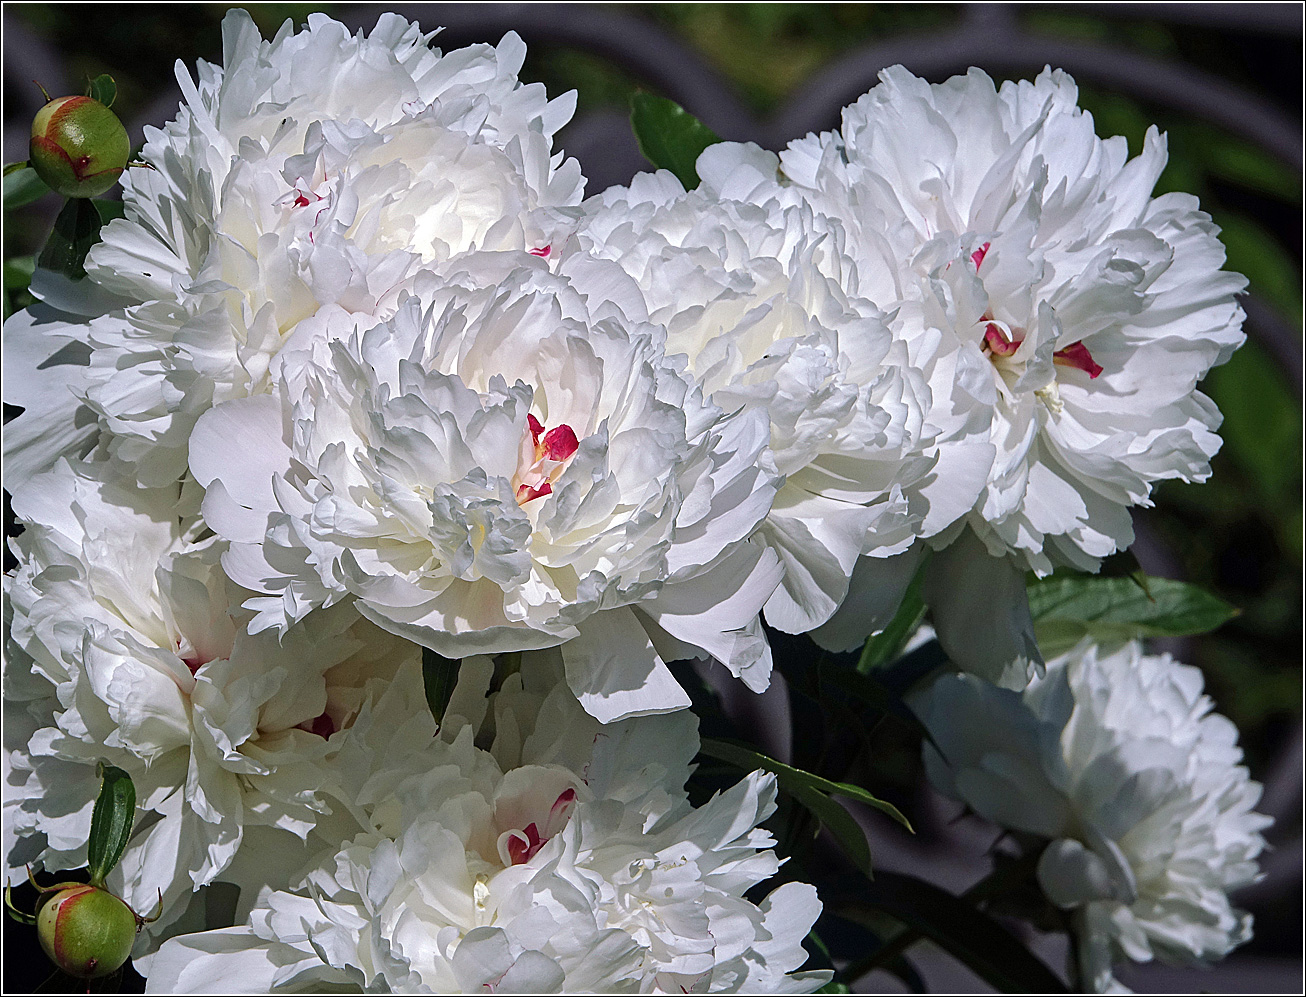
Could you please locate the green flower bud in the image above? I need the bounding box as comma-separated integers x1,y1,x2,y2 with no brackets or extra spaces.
29,96,130,198
36,884,137,979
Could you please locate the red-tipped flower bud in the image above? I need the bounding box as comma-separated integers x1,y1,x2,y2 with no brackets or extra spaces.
36,884,137,979
29,96,130,198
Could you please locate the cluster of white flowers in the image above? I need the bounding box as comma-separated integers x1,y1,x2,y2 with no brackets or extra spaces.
140,652,828,993
4,456,422,935
3,8,1262,993
695,68,1246,682
912,639,1270,991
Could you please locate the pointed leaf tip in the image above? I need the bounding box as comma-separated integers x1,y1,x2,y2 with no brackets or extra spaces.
629,93,720,190
422,647,460,725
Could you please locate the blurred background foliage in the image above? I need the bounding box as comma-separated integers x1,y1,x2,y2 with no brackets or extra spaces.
3,1,1301,985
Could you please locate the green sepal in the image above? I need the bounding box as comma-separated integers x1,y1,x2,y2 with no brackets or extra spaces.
87,74,117,108
4,882,36,924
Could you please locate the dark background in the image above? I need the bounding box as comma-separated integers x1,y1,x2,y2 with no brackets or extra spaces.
3,4,1301,993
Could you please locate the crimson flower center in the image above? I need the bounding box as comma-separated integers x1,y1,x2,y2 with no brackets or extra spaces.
971,242,1102,378
503,788,577,866
175,636,213,677
296,710,337,739
514,413,580,504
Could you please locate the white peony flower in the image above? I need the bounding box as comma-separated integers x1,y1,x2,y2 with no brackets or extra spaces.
2,9,583,493
911,639,1270,991
559,169,937,635
3,456,423,940
143,652,831,993
701,67,1244,681
190,256,782,722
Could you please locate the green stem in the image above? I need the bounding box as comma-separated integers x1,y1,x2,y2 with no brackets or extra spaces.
837,850,1040,985
1064,907,1089,992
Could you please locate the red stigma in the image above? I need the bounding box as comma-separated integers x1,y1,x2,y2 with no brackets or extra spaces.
506,822,545,865
551,788,576,815
971,242,991,270
1053,341,1103,378
517,481,552,502
298,710,336,739
541,425,579,461
516,415,580,504
983,323,1022,357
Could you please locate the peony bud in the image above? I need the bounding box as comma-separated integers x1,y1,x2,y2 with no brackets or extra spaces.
29,96,130,198
35,884,137,979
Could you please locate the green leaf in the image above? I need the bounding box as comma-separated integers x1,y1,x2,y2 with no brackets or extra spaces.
837,872,1069,993
629,93,720,190
4,256,35,292
5,256,36,318
700,739,911,830
422,647,460,725
1087,546,1151,588
87,74,117,108
857,559,928,674
816,982,851,995
38,197,104,279
806,927,835,965
1027,574,1239,656
87,763,136,888
795,780,875,875
699,738,911,876
93,199,125,224
3,165,52,210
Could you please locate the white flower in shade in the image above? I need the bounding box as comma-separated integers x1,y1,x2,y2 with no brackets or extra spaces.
142,652,831,993
3,456,423,940
2,9,583,493
911,640,1270,991
190,257,782,722
703,67,1244,682
560,170,936,635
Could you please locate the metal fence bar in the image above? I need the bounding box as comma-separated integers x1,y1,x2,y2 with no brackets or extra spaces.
769,3,1302,167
